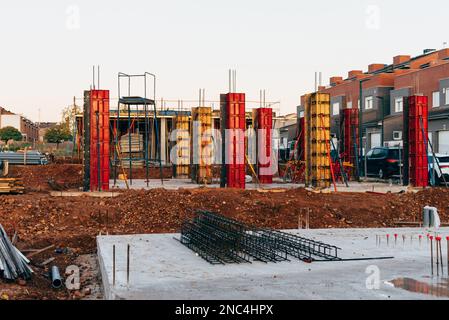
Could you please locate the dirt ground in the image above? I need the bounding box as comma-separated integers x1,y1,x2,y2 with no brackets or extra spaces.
1,165,449,300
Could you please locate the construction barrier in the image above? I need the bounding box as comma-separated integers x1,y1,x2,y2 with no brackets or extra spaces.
191,107,213,184
255,108,273,184
305,93,331,188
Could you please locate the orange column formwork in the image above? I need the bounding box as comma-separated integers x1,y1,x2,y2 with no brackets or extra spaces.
256,108,273,184
226,93,246,189
89,90,110,191
408,95,428,187
191,107,213,184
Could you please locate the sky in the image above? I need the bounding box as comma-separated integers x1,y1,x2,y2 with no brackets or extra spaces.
0,0,448,122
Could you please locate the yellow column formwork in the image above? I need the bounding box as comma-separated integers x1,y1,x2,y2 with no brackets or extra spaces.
174,114,190,177
305,93,331,189
191,107,213,184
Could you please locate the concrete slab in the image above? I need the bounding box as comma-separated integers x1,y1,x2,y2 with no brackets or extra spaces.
97,227,449,300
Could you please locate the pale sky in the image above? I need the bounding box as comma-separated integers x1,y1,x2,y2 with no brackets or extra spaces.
0,0,448,122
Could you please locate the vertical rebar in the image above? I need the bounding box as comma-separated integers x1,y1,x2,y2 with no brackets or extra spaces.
446,236,449,276
113,245,116,286
430,236,434,276
437,237,443,275
436,237,440,276
127,244,130,285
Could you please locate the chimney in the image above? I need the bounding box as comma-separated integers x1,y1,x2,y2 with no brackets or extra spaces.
438,48,449,60
329,76,343,86
368,64,386,73
393,55,411,65
348,70,363,78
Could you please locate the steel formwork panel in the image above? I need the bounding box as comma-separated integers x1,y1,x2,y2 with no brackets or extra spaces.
226,93,246,189
407,95,428,187
89,90,110,191
191,107,213,184
256,108,273,184
305,93,331,188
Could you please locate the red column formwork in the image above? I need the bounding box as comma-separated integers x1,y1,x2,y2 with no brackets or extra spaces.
342,108,359,166
226,93,246,188
89,90,110,191
256,108,273,184
408,95,428,187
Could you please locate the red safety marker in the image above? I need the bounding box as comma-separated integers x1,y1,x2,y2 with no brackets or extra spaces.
394,234,398,246
419,235,423,246
386,234,390,246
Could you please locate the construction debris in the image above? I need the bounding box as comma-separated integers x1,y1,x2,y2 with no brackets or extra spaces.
0,224,33,281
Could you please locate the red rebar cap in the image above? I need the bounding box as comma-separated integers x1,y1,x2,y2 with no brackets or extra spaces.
419,235,423,238
436,237,442,241
430,236,434,240
446,236,449,241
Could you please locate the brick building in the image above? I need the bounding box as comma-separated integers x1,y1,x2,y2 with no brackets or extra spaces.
299,48,449,154
0,107,39,144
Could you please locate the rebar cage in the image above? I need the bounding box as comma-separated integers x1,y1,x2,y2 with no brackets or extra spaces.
179,210,341,265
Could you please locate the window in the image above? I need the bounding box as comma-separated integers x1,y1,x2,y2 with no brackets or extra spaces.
445,88,449,105
393,131,402,140
394,97,404,113
433,91,440,108
347,101,353,109
332,102,340,115
365,96,374,110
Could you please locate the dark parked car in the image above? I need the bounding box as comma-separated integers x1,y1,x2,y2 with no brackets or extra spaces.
364,147,402,179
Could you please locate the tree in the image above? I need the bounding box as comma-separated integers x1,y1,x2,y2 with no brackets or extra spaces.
44,125,73,148
0,126,22,143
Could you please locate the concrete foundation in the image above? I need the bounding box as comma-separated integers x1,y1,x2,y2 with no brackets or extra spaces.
110,179,412,193
97,227,449,300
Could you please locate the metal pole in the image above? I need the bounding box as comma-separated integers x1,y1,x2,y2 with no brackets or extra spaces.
128,102,132,185
144,75,149,187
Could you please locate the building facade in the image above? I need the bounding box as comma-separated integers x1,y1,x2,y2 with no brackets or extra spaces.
0,107,39,144
298,48,449,154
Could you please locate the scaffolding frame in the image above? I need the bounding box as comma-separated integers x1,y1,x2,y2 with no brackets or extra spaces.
115,72,163,187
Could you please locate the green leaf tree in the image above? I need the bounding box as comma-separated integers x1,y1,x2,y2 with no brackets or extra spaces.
0,126,22,143
44,125,73,148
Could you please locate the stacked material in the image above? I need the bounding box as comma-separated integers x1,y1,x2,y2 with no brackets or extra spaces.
0,224,33,280
0,178,24,194
0,151,48,165
120,134,144,168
